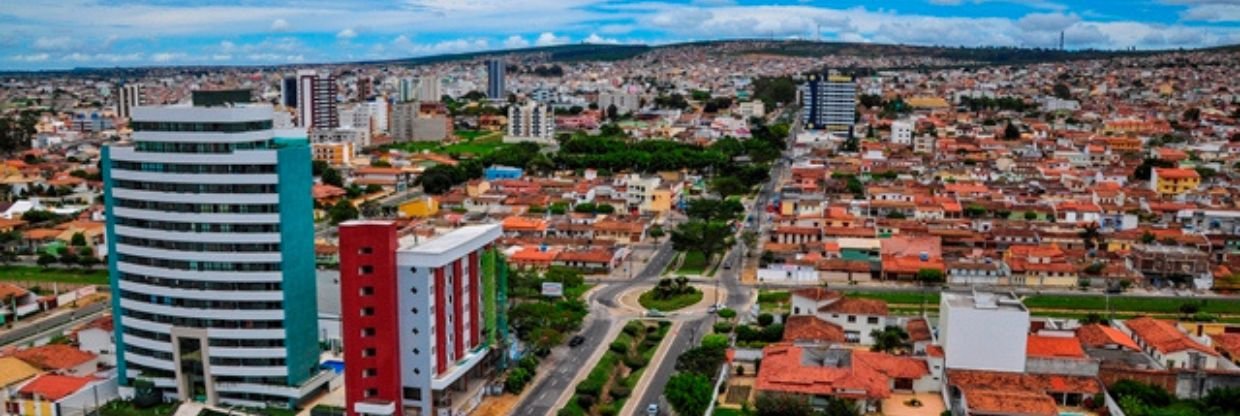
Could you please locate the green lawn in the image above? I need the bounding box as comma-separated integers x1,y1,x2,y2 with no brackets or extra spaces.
442,133,507,156
639,288,704,311
455,130,491,140
0,265,108,285
757,289,791,313
713,409,752,416
676,251,709,275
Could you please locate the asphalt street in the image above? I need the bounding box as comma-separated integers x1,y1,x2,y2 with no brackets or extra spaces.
511,243,677,416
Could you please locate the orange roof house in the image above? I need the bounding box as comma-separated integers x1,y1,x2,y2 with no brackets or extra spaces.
947,369,1102,416
880,235,944,278
783,315,846,344
1124,317,1218,357
1075,324,1139,351
17,374,97,401
13,344,97,374
1026,335,1088,360
501,216,547,234
756,343,929,403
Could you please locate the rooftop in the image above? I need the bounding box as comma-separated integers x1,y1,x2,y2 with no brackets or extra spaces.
943,291,1027,312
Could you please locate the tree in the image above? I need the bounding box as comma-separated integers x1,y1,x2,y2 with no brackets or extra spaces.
1179,302,1200,318
710,176,750,198
1080,223,1104,253
665,373,712,416
1004,121,1021,140
870,326,911,353
1080,313,1108,326
328,201,359,225
755,392,814,416
321,167,344,187
419,170,455,194
916,268,945,285
701,333,729,350
70,232,87,247
1052,83,1072,100
675,344,726,378
312,160,329,176
671,220,733,256
59,249,79,267
647,225,665,240
37,253,56,268
606,104,619,121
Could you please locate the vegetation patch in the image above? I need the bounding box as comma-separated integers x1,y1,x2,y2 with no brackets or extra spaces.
560,320,671,416
639,277,703,311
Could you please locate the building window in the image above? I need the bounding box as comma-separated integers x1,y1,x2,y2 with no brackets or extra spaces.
847,315,857,323
411,307,419,314
413,368,421,375
359,246,373,255
362,328,375,337
412,327,419,335
413,348,420,355
362,348,375,358
363,368,377,378
867,317,879,325
403,387,422,401
361,308,374,317
360,287,374,296
359,265,374,275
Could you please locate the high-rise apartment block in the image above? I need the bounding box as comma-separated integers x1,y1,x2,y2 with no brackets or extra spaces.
338,222,502,416
417,75,441,103
486,59,505,101
398,78,416,103
503,102,555,145
102,91,328,407
117,84,142,120
801,73,856,136
298,70,339,130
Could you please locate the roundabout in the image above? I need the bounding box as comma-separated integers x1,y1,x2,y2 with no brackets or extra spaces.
615,281,726,317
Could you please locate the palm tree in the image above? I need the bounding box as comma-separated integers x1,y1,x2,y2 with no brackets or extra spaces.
870,326,911,354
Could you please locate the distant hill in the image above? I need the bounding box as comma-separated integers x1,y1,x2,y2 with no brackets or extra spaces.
2,39,1235,76
366,43,652,66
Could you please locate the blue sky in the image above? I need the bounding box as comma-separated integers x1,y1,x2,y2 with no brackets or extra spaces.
2,0,1240,70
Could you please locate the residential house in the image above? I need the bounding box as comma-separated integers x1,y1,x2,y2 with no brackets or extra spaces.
755,343,934,413
12,344,98,376
1121,316,1221,370
6,374,119,416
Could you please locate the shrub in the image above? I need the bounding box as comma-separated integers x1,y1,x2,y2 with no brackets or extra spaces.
718,308,738,319
609,340,629,354
557,406,585,416
519,355,539,373
575,394,595,410
646,331,664,341
757,313,774,326
609,386,631,400
702,333,730,349
598,404,618,416
714,322,734,333
505,368,531,393
623,354,649,369
623,321,644,336
575,380,602,397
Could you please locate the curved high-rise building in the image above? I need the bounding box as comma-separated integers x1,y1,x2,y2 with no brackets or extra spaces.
102,92,329,408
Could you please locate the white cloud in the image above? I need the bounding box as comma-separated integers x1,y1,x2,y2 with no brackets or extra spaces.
151,52,186,62
535,32,570,46
583,33,619,44
271,18,290,32
336,28,357,41
1017,12,1080,32
32,36,74,51
503,35,531,48
212,54,232,61
10,53,50,62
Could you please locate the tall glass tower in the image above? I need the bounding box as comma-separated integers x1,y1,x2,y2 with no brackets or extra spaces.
102,91,328,408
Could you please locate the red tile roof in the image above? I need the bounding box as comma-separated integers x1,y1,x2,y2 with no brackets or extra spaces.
790,287,842,302
1125,317,1218,356
906,318,931,342
1026,335,1087,359
948,369,1101,416
1075,324,1139,351
18,374,95,401
13,344,97,371
783,315,846,344
819,298,889,316
756,343,927,400
1211,333,1240,359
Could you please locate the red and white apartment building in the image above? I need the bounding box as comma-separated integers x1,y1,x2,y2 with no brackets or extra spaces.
338,221,502,416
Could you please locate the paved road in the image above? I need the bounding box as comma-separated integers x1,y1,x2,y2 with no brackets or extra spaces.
631,243,751,415
512,243,677,416
0,301,109,347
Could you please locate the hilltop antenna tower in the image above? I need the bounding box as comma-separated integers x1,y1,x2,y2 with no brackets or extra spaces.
816,23,822,43
1060,31,1065,50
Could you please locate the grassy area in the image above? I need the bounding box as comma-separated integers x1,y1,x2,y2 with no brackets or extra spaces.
100,402,179,416
378,131,509,158
0,265,108,285
756,289,791,313
455,130,491,140
563,320,671,416
713,408,751,416
639,288,704,311
676,251,710,275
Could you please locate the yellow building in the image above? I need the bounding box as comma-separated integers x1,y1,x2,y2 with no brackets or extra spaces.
648,189,673,213
0,357,41,406
399,197,440,218
312,142,354,167
1150,167,1200,196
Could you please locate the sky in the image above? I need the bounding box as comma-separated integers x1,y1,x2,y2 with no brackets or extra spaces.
2,0,1240,70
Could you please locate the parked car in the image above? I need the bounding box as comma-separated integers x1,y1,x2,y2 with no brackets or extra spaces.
646,309,666,318
647,403,659,415
568,335,585,348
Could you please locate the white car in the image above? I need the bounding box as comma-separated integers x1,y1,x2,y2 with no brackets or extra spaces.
647,403,659,415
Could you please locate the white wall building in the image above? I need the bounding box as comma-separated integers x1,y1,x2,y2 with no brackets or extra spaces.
939,291,1029,373
504,102,555,145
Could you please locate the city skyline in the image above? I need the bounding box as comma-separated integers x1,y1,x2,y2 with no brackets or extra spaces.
4,0,1240,70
